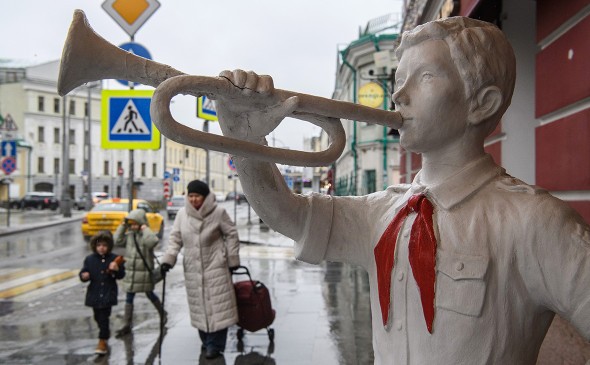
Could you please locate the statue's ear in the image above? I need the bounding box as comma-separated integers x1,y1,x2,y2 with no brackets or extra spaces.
468,86,502,126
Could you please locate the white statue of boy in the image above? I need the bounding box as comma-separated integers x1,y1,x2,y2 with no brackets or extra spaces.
214,17,590,364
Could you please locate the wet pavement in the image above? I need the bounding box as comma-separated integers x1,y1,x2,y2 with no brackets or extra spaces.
0,204,374,365
0,205,589,364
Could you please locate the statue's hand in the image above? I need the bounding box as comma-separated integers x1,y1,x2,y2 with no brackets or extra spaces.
215,69,298,143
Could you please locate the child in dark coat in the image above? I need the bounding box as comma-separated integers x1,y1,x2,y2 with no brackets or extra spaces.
80,231,125,355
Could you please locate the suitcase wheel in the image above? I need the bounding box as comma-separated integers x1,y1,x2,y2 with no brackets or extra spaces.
237,328,244,340
267,328,275,342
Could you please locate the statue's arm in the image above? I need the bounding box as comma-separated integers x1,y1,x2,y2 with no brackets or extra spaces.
233,153,308,241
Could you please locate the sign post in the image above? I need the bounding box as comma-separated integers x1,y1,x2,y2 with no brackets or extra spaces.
102,0,161,209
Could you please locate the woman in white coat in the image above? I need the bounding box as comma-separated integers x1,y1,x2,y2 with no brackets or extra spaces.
160,180,240,359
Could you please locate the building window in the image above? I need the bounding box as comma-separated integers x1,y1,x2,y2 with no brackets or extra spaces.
38,126,44,142
54,158,60,174
104,160,109,175
152,163,157,177
141,163,146,177
84,102,89,117
38,157,45,173
54,128,60,144
69,100,75,115
38,96,45,112
69,129,75,145
69,159,75,173
54,98,60,113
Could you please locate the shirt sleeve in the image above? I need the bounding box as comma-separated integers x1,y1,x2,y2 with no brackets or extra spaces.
295,192,392,268
294,193,334,264
524,196,590,339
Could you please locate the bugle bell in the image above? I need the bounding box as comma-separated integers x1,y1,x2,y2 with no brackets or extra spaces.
58,10,402,166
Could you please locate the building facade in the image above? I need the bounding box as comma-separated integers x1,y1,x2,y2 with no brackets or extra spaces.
165,138,237,198
0,60,162,203
0,60,242,205
331,13,403,196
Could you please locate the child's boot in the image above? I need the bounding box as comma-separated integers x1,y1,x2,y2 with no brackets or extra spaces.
95,339,108,355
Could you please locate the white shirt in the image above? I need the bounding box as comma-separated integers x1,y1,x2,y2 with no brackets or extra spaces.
295,154,590,364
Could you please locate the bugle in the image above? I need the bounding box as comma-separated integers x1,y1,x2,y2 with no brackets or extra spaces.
58,10,402,166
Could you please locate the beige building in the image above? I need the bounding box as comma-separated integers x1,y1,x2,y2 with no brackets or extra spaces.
165,138,238,198
0,59,236,205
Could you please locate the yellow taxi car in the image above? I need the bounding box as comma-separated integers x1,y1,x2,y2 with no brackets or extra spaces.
81,198,164,240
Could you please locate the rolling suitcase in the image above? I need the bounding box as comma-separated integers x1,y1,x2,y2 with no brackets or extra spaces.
232,265,276,342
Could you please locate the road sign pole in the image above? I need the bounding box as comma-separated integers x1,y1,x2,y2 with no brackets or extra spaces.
203,120,210,185
128,149,134,212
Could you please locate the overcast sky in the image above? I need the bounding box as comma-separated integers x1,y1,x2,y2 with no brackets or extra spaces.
1,0,402,150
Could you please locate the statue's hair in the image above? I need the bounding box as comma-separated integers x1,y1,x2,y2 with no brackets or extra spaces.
396,17,516,135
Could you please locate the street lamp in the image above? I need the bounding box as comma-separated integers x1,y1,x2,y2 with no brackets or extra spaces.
61,96,71,217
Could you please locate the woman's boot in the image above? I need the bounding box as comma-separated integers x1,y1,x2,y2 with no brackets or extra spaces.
115,303,133,337
150,297,168,324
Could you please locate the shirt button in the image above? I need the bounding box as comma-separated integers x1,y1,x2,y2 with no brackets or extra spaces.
403,230,410,238
456,262,464,271
395,320,403,331
397,272,404,281
102,259,105,262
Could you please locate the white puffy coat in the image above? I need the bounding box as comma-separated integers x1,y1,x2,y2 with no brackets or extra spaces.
161,193,240,332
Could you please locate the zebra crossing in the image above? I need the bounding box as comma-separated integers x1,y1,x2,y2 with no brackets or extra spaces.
0,267,80,302
0,246,293,302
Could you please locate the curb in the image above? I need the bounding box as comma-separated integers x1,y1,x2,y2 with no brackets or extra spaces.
0,216,83,237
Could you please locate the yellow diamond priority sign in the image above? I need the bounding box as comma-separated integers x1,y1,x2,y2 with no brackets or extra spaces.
102,0,161,37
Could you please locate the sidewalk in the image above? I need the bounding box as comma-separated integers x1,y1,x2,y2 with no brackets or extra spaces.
0,204,374,364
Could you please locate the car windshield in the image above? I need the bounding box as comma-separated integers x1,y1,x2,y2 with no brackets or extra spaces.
91,203,128,212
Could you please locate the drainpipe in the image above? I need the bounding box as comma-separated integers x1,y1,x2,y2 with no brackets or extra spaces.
382,79,389,190
369,36,390,190
342,59,358,196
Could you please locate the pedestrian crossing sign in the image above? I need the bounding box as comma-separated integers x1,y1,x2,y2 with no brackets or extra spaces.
101,89,161,150
197,95,218,121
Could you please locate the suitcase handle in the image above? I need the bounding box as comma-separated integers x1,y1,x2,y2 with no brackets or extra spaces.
232,265,266,292
232,265,253,281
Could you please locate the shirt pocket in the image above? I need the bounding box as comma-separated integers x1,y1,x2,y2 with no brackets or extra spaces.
436,250,489,317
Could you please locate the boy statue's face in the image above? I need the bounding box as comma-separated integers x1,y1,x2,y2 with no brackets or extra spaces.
393,39,471,154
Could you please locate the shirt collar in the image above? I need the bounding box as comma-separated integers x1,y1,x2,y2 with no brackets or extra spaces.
410,154,504,210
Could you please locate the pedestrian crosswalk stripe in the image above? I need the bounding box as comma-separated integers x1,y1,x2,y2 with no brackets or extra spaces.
0,269,78,299
0,268,42,282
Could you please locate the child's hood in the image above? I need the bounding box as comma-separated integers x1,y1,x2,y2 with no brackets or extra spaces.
126,209,148,225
